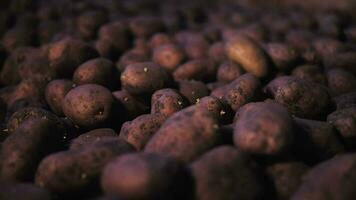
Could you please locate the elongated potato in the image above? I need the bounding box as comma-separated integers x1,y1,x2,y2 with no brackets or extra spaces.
70,128,118,150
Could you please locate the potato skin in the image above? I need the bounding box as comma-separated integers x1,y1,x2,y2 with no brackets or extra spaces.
196,96,234,124
112,90,149,120
121,62,172,95
333,91,356,109
0,183,51,200
152,44,185,72
144,106,219,163
217,61,244,83
326,68,356,96
1,118,63,181
291,65,326,85
190,146,264,200
62,84,115,129
265,42,300,71
225,34,269,77
101,153,193,200
119,113,166,150
173,59,216,82
291,154,356,200
70,128,118,150
45,79,74,116
151,88,187,117
178,80,210,104
234,102,294,155
35,138,135,195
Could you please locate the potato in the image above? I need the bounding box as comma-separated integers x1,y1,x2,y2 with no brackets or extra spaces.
173,59,216,82
291,65,326,85
225,34,269,77
45,79,74,116
285,30,314,51
208,41,227,64
291,154,356,200
323,52,356,75
112,90,149,120
119,113,166,150
191,145,265,200
293,118,345,164
38,20,61,44
73,58,119,89
312,38,344,58
0,183,51,200
333,91,356,109
47,38,99,78
265,42,300,71
217,61,244,83
196,96,234,124
1,118,63,181
116,50,149,72
18,53,52,81
101,152,193,200
234,102,294,155
266,161,309,200
144,105,219,163
129,16,164,38
1,26,35,52
326,68,356,96
152,44,185,71
151,88,188,117
121,62,172,95
77,10,108,40
148,33,174,50
35,138,135,195
62,84,115,129
70,128,118,150
178,80,210,104
327,107,356,148
6,97,48,118
264,76,333,118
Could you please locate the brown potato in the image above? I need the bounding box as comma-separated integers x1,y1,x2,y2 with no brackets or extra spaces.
1,26,36,52
291,65,326,85
112,90,149,120
333,91,356,109
208,41,227,64
173,59,216,82
45,79,74,116
148,33,174,50
217,61,244,83
178,80,210,104
77,10,108,40
116,50,149,72
326,68,356,96
70,128,118,150
265,42,300,71
196,96,234,124
129,16,164,38
234,102,294,155
152,44,185,71
151,88,188,117
101,152,193,200
191,145,265,200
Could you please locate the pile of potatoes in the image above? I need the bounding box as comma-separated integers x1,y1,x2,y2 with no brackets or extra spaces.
0,0,356,199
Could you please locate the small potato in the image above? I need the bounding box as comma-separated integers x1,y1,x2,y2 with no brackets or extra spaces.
6,97,48,118
293,118,345,164
48,38,99,78
152,44,185,71
191,145,265,200
234,102,294,155
0,183,51,200
333,91,356,109
196,96,234,124
73,58,119,89
18,53,53,81
119,113,166,150
291,154,356,200
101,153,193,200
285,30,314,51
265,42,300,71
121,62,172,95
112,90,149,120
173,59,216,82
144,106,219,163
45,79,74,116
70,128,118,150
327,107,356,148
62,84,115,129
178,80,210,104
323,52,356,75
208,42,226,64
1,118,63,181
291,65,326,85
116,50,149,72
326,68,356,96
151,88,188,117
1,26,35,52
312,38,344,58
225,34,269,77
77,10,108,40
266,161,309,200
217,61,244,83
148,33,174,50
264,76,333,119
129,16,165,38
35,138,135,195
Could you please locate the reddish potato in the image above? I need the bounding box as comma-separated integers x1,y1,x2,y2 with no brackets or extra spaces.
173,59,216,82
152,44,185,71
178,80,210,104
291,65,326,85
217,61,244,83
151,88,187,117
45,79,74,116
326,68,356,96
70,128,118,150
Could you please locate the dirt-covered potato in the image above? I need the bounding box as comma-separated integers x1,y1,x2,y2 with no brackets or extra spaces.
35,138,135,196
0,183,51,200
217,61,244,83
1,118,63,181
326,68,356,96
121,62,172,95
112,90,149,120
291,65,326,85
327,107,356,148
62,84,115,129
178,80,210,104
234,102,294,155
152,44,185,71
7,77,47,106
151,88,188,117
173,59,216,82
116,50,149,72
148,33,174,50
196,96,234,124
265,42,300,71
77,10,108,40
45,79,74,116
119,113,166,150
291,154,356,200
70,128,118,150
266,161,309,200
293,118,345,163
17,52,52,81
323,52,356,75
47,38,99,78
6,97,48,118
144,105,219,163
208,42,226,64
264,76,333,119
101,152,193,200
191,145,265,200
312,38,344,58
333,91,356,109
225,34,269,77
176,31,209,59
73,58,119,89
